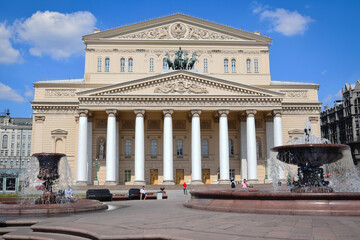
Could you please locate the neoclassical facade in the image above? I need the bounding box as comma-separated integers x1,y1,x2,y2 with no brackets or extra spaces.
31,14,321,185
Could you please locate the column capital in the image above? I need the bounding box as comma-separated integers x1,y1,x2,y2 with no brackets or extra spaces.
106,109,117,117
163,109,174,117
190,109,202,117
273,109,282,117
246,109,257,117
77,109,89,117
265,113,273,122
134,109,145,117
218,109,230,117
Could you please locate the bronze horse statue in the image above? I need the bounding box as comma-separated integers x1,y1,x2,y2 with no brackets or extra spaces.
187,52,197,70
165,53,174,70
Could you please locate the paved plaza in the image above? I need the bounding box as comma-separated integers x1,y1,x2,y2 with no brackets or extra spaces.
1,188,360,240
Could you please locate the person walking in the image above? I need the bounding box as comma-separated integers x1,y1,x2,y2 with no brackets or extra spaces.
183,182,188,195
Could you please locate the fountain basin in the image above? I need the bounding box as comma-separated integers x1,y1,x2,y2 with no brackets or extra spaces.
184,189,360,216
272,144,349,167
0,198,108,215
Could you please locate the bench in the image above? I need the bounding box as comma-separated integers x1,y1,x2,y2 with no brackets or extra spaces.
128,188,141,200
86,189,113,201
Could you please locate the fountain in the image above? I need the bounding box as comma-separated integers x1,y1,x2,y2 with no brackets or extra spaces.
184,120,360,216
0,153,108,215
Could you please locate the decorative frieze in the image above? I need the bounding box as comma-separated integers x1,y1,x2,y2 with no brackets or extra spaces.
201,120,212,130
282,106,321,115
173,120,186,130
148,120,161,130
280,90,308,99
45,89,76,97
95,119,107,129
35,116,45,122
121,120,135,130
154,81,208,94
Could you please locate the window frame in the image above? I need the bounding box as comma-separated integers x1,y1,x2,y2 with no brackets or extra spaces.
162,58,167,70
202,139,209,156
203,58,208,73
224,59,229,73
125,139,132,156
128,58,133,72
231,59,236,73
151,139,157,157
254,58,259,73
120,58,125,72
124,170,131,182
246,59,251,73
149,57,154,72
105,58,110,72
97,57,102,72
176,139,183,156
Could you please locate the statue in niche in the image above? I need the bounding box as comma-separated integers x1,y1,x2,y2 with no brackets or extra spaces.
99,139,105,159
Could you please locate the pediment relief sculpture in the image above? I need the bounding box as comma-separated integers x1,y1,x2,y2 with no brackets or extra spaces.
116,22,239,41
154,81,208,94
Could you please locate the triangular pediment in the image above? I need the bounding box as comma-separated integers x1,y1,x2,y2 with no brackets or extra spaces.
83,14,271,44
78,71,284,98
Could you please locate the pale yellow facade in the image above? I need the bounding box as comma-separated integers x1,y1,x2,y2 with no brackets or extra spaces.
31,14,321,185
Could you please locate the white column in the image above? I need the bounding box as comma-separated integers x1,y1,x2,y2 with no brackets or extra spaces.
87,119,93,185
273,110,285,179
265,114,274,182
163,109,174,184
240,118,247,180
115,119,119,184
246,109,258,182
191,110,203,184
77,109,88,185
134,110,146,185
105,109,117,185
219,110,230,184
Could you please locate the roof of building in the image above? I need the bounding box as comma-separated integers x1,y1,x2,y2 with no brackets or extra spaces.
35,79,85,84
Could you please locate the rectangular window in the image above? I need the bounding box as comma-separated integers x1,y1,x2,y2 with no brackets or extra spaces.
128,58,133,72
176,140,183,156
151,139,157,157
202,139,209,156
125,140,132,156
229,169,235,179
254,59,259,73
224,59,228,73
105,58,110,72
27,150,30,156
97,57,102,72
203,58,208,73
124,170,131,182
120,58,125,72
149,58,154,72
231,59,236,73
246,59,251,73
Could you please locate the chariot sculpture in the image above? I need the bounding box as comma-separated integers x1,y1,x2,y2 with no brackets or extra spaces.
165,47,197,70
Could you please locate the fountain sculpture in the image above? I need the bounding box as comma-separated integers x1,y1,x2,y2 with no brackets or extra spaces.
0,153,108,215
184,120,360,216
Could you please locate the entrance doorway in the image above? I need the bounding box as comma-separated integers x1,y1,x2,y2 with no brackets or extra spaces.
202,169,210,184
150,169,158,185
176,169,184,184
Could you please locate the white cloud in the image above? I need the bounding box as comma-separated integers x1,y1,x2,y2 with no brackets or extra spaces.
24,85,34,98
0,82,25,102
0,23,21,63
15,11,96,59
321,69,327,75
252,2,313,36
322,89,343,107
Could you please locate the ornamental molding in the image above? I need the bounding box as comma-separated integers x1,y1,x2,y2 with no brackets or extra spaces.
282,106,320,115
246,109,257,117
134,109,146,117
86,48,243,55
32,105,78,114
154,81,208,94
45,89,76,97
114,22,239,41
78,96,282,108
280,90,308,99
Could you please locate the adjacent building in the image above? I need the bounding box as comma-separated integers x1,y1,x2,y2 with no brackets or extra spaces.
321,81,360,165
31,14,322,185
0,109,32,193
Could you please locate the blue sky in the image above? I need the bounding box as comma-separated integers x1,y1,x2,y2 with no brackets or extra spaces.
0,0,359,117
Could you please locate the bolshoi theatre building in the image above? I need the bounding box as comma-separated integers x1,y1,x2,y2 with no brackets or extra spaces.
31,14,321,185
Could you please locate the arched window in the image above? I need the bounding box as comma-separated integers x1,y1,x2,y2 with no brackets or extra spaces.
246,59,251,73
224,59,229,73
203,58,208,73
2,135,8,149
149,58,154,72
120,58,125,72
163,58,168,70
97,57,102,72
105,58,110,72
254,59,259,73
231,59,236,73
128,58,133,72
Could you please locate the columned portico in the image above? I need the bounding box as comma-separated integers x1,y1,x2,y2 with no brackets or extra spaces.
265,114,274,182
246,109,258,183
77,109,88,185
105,109,117,185
218,110,230,184
134,110,146,185
191,109,203,185
163,109,175,184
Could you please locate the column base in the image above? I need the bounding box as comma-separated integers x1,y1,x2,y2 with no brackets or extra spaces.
218,179,231,184
133,180,146,185
162,180,175,185
104,181,117,185
76,181,88,186
247,179,259,184
190,180,204,185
